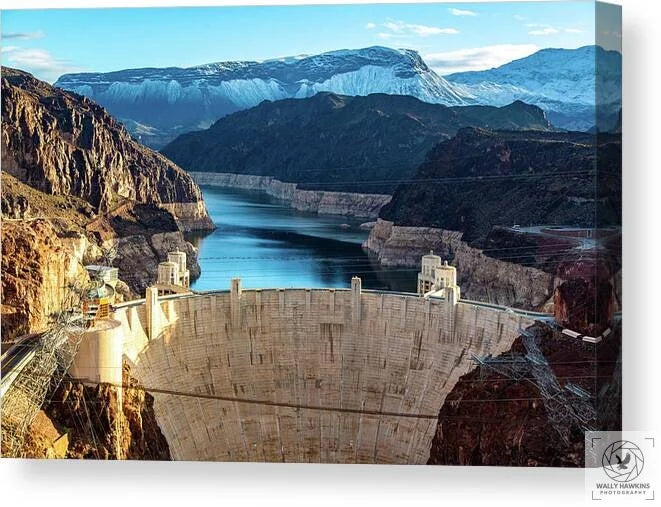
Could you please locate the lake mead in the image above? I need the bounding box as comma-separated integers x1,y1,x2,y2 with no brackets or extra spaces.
187,186,417,292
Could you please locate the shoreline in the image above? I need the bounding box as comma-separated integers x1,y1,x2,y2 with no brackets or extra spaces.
188,171,391,219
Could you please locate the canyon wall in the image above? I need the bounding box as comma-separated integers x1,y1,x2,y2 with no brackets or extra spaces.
364,219,555,309
1,174,202,339
189,171,391,219
1,219,89,340
427,322,622,466
113,288,534,463
1,69,213,338
162,92,551,194
21,363,171,460
1,68,213,231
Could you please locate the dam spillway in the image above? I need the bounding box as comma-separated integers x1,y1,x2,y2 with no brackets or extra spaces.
107,285,534,464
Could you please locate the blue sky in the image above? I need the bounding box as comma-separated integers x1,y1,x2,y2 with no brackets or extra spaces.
2,2,599,82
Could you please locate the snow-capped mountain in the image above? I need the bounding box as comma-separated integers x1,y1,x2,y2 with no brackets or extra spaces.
444,45,622,131
55,46,470,148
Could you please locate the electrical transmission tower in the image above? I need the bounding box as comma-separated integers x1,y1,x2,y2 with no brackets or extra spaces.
471,327,596,445
1,284,87,458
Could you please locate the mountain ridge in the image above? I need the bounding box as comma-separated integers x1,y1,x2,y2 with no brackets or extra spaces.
55,46,468,148
379,127,622,244
445,45,622,131
2,67,213,231
54,44,620,146
161,92,553,194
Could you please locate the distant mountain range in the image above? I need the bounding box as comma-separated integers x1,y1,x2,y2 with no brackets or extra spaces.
161,92,552,194
55,45,621,148
446,45,622,132
55,47,466,148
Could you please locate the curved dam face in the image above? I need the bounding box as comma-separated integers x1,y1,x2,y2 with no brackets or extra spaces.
115,287,533,463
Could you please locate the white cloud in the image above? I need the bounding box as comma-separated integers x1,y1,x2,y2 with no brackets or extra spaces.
514,15,528,22
371,19,459,38
1,46,84,83
424,43,540,75
1,30,45,41
365,22,376,30
524,23,581,36
528,26,560,36
449,8,477,17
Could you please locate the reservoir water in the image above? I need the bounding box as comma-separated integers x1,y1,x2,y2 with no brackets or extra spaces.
186,186,417,292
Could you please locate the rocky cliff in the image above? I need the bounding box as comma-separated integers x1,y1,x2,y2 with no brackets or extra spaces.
2,67,213,231
366,128,621,311
1,68,213,339
446,45,622,132
21,363,171,460
1,218,89,340
1,174,200,340
379,128,621,245
190,172,391,218
427,323,622,466
162,93,552,194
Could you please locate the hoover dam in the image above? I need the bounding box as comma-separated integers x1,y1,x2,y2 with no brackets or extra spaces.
60,273,541,463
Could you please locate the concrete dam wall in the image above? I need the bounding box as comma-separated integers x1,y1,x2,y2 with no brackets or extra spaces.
109,286,534,464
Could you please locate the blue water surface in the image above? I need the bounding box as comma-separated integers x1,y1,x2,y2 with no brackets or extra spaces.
186,186,417,292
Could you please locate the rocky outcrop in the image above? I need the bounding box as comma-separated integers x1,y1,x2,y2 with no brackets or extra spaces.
1,67,213,231
84,201,202,293
553,268,615,336
427,323,622,466
190,172,391,218
364,219,554,308
379,128,621,244
38,363,171,460
21,411,70,459
1,174,203,338
1,219,89,340
1,69,213,338
368,128,621,312
112,231,200,293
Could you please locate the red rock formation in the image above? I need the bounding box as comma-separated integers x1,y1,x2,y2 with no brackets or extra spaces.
1,68,215,338
554,277,614,336
427,324,622,467
41,363,170,460
2,67,213,231
1,219,88,340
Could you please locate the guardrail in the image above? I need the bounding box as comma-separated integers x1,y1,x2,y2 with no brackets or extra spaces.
111,287,553,320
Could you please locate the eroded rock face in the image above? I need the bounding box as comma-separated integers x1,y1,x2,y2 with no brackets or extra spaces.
39,363,171,460
379,128,621,245
554,277,614,336
1,67,213,231
1,174,204,336
1,69,212,338
427,323,622,467
1,219,89,340
364,219,554,309
110,231,200,294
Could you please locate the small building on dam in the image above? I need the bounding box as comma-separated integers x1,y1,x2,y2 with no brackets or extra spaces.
62,251,543,464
